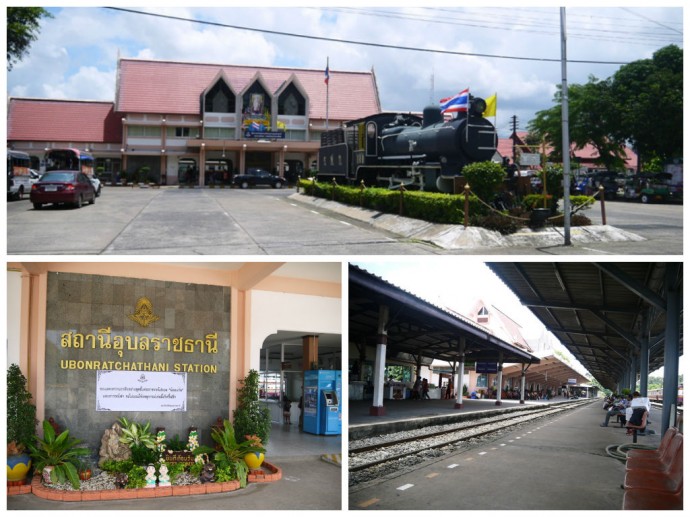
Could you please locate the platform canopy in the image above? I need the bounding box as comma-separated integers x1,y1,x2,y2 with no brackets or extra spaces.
502,354,589,388
487,262,683,390
349,264,540,366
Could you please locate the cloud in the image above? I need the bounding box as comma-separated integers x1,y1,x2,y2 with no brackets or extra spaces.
7,6,682,136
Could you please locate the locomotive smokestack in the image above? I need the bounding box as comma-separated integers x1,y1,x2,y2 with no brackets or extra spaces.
423,105,443,128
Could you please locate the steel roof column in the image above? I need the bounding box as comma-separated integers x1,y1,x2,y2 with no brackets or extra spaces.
495,353,504,406
661,264,681,435
455,337,466,409
520,364,527,404
370,304,388,416
638,310,651,397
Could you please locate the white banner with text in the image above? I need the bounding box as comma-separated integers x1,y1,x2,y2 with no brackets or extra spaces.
96,370,187,411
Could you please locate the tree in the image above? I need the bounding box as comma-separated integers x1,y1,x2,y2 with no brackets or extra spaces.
527,78,627,171
527,45,683,171
609,44,683,166
7,7,53,71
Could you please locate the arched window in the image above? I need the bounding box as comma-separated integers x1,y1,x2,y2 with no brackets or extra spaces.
204,81,235,113
278,84,305,116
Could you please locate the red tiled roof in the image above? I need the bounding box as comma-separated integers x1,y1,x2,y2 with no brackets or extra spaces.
497,135,638,170
116,58,380,120
7,99,122,143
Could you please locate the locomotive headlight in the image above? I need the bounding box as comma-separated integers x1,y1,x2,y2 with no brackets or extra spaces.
367,123,376,138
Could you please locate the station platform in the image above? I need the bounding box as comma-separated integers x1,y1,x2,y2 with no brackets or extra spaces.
349,399,666,511
7,422,342,511
349,396,578,438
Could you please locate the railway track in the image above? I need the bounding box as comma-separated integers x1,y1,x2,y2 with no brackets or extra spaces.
349,399,592,487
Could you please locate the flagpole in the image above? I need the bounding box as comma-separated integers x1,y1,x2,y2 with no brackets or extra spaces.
326,57,330,131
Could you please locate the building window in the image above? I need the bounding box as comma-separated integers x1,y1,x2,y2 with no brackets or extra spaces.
166,127,192,138
205,80,235,113
204,127,235,139
278,84,305,116
476,374,488,388
127,125,161,137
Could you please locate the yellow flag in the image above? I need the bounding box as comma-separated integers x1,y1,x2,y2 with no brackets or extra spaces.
483,93,497,117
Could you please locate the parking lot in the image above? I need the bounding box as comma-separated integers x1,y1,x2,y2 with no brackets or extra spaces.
6,186,683,255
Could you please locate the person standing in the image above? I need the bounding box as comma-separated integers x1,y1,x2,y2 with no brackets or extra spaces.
422,378,430,400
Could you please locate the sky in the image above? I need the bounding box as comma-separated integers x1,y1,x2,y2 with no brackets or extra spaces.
5,4,684,138
351,260,682,382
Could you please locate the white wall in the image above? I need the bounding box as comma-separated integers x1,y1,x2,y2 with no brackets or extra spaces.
6,271,22,367
249,290,341,370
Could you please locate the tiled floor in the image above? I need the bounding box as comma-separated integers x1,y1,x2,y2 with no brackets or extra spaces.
265,421,341,457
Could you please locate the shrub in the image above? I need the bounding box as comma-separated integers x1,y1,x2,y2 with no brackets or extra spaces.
461,161,506,202
125,465,147,489
471,212,524,235
233,370,271,446
101,459,134,473
7,364,37,453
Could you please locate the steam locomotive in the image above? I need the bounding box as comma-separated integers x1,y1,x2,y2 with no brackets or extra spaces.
317,96,497,192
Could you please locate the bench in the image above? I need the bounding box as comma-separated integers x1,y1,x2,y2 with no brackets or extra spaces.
622,487,682,510
621,431,683,509
626,426,677,461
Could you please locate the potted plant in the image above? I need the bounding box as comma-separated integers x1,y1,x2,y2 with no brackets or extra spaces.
233,369,271,446
7,364,37,484
77,455,92,480
211,419,265,488
28,420,90,489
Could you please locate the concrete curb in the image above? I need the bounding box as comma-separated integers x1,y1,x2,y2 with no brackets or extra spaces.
289,193,646,250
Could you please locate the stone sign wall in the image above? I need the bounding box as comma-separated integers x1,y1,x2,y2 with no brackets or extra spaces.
44,272,230,451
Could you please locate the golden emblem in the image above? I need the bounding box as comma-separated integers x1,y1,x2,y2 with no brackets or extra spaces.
128,297,160,327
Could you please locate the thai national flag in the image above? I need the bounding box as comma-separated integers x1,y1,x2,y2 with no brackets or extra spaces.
324,64,330,85
440,88,469,113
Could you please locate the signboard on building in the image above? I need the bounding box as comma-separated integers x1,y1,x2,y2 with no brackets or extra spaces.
567,378,577,384
475,362,498,374
96,370,187,412
520,153,541,166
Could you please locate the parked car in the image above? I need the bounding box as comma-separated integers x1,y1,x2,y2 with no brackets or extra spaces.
30,170,96,209
6,169,40,201
621,172,679,203
232,168,287,189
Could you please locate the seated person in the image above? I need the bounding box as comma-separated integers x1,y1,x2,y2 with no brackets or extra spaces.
600,394,631,427
625,391,651,423
625,407,648,435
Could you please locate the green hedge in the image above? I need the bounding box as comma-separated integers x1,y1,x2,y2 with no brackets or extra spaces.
298,179,488,224
297,179,594,231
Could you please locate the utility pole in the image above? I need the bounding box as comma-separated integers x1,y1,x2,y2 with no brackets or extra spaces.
560,8,572,245
510,115,519,165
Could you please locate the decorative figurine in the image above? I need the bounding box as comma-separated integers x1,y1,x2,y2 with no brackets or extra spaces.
145,463,157,488
114,472,128,489
199,462,216,483
157,462,171,487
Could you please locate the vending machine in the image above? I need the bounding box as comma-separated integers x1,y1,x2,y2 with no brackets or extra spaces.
302,370,342,435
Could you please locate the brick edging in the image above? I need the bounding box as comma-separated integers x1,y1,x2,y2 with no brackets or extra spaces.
11,462,281,501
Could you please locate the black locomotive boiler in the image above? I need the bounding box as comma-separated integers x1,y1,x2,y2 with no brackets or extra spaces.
318,96,497,192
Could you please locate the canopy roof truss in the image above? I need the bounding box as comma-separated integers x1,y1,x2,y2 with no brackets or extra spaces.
349,265,540,367
487,262,683,390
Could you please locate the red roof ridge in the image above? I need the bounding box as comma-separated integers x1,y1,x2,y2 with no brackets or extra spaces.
118,56,373,77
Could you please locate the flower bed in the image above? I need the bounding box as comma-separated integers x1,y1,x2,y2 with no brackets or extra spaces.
10,461,282,501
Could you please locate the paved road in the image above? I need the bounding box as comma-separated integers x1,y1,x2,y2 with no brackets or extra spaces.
6,187,683,255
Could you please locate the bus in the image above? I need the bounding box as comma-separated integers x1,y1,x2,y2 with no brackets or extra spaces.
7,150,32,200
45,148,95,177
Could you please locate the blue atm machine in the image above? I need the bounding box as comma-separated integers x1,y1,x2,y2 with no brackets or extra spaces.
303,370,342,435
